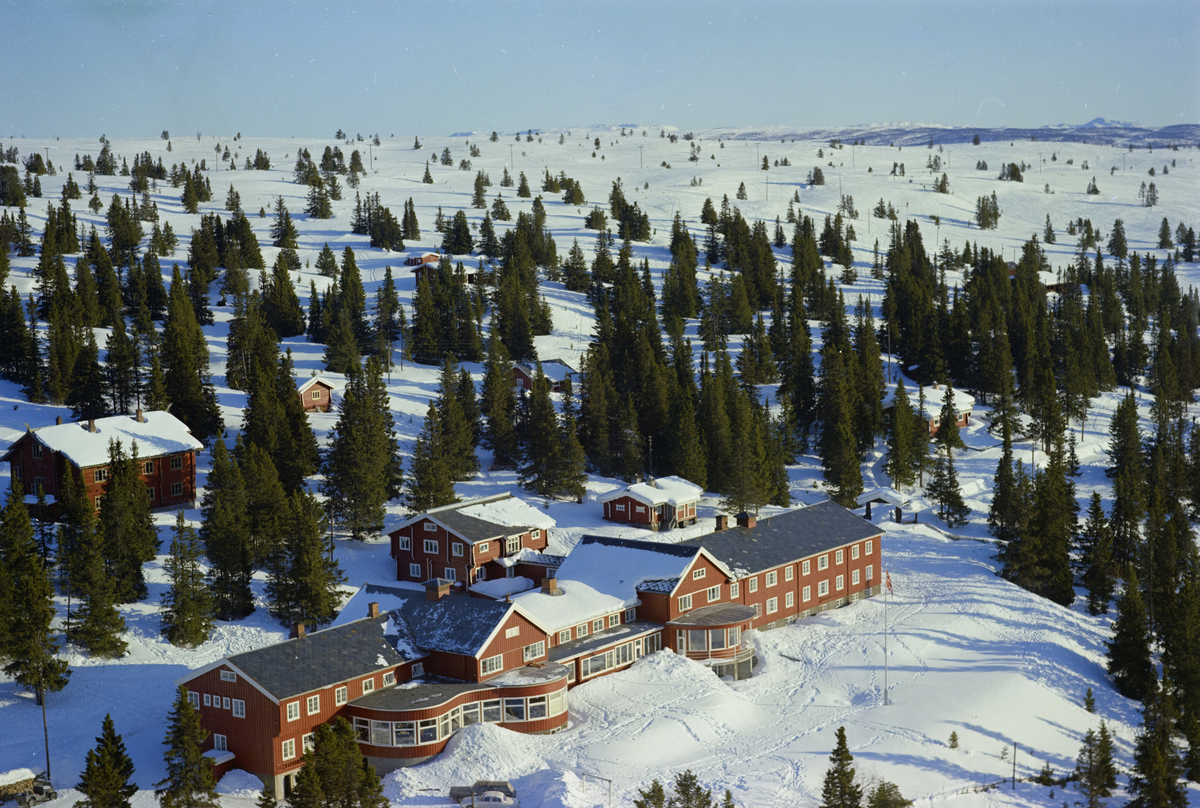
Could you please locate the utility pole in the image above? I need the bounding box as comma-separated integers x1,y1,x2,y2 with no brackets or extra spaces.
639,145,643,170
510,144,514,172
1012,743,1018,789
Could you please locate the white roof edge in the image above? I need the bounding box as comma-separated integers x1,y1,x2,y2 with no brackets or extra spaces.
297,376,337,393
174,659,280,705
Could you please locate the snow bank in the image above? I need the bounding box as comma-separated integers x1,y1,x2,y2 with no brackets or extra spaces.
472,577,534,599
0,769,40,787
215,770,264,798
385,723,548,799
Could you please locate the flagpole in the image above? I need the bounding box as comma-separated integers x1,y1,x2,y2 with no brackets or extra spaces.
884,568,891,706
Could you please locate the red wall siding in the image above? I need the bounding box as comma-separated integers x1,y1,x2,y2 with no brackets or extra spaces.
477,611,550,679
185,665,280,777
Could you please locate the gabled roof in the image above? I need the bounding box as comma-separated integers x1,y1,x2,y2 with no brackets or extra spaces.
679,500,882,579
214,617,415,701
297,376,337,394
549,535,724,604
512,579,626,632
597,475,704,507
1,411,202,469
390,493,553,545
513,358,577,383
882,380,975,419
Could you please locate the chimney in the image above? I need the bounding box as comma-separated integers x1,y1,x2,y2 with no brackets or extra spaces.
290,622,306,640
136,407,145,423
715,514,728,531
541,577,561,596
736,512,757,529
424,579,451,601
367,601,380,618
55,416,62,425
87,419,96,433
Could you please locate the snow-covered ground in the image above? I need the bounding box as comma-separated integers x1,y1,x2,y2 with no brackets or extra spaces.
0,124,1198,807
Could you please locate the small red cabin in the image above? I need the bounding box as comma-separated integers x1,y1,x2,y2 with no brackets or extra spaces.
298,377,336,413
511,359,576,394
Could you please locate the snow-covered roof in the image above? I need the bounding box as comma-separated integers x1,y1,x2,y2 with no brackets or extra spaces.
390,492,554,543
596,475,704,507
22,411,202,468
472,576,535,599
513,579,629,632
458,496,556,530
548,535,709,605
514,358,577,383
882,382,975,420
297,376,336,393
856,489,904,508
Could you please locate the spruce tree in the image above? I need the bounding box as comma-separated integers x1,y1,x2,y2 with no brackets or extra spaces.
72,486,128,659
926,443,970,528
884,377,916,487
160,512,215,648
156,686,219,808
98,439,159,603
161,265,222,442
518,366,561,496
199,440,254,620
820,727,863,808
1127,677,1187,808
437,355,479,482
76,714,137,808
1074,721,1117,808
67,330,108,421
481,338,520,469
289,719,388,808
1080,492,1116,615
556,412,589,502
269,492,346,627
405,402,459,512
1108,565,1156,701
322,306,362,374
816,349,862,507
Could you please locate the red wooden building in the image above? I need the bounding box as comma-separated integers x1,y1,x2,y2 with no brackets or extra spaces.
388,493,554,587
404,252,439,267
882,382,975,436
597,475,703,531
510,359,576,394
1,409,203,511
297,377,336,413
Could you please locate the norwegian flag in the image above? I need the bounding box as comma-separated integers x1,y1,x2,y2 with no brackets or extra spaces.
885,570,893,594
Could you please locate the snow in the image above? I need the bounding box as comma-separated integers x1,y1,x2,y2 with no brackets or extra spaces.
0,768,40,787
548,540,697,606
512,580,627,631
332,582,423,628
471,577,535,599
596,475,703,507
214,770,264,798
883,378,976,419
0,125,1197,808
458,497,557,531
19,411,203,468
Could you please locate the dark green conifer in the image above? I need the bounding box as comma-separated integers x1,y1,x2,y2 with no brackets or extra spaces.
76,714,137,808
160,512,215,648
269,492,346,626
820,727,863,808
437,355,478,482
405,401,459,512
1127,677,1187,808
199,440,254,620
1108,565,1156,701
1080,492,1115,615
99,439,160,603
481,338,520,469
155,686,218,808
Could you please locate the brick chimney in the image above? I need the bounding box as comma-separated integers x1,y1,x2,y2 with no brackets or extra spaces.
136,407,145,423
541,577,561,596
735,512,756,529
290,622,306,640
367,601,380,618
715,514,728,531
87,419,96,433
424,579,451,601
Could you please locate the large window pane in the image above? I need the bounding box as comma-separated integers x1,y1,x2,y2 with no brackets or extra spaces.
394,722,415,746
418,719,438,744
462,703,480,726
710,629,726,650
482,699,502,723
354,717,370,742
688,630,707,651
528,695,548,720
503,698,525,722
371,720,391,746
548,689,565,716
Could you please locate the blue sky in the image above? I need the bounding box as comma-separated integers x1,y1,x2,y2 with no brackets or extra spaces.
1,0,1197,138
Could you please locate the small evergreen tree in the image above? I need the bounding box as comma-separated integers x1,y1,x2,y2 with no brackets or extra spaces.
156,685,218,808
1074,721,1117,808
405,402,459,512
289,718,388,808
820,726,863,808
1080,492,1115,615
76,714,137,808
1127,677,1187,808
1107,565,1155,701
160,512,215,648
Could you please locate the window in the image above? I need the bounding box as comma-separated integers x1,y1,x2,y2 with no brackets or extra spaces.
462,703,481,726
232,699,245,718
170,482,183,497
505,626,520,639
753,603,762,618
558,629,571,643
220,670,236,682
706,585,720,603
361,677,374,693
303,733,315,753
397,535,410,551
784,565,794,582
94,495,102,510
523,641,545,662
383,671,396,685
802,560,811,576
748,577,758,593
412,662,424,677
678,594,692,612
785,592,794,608
577,622,589,638
548,689,566,716
372,720,391,746
282,739,295,761
836,549,844,565
635,505,645,514
531,529,541,540
730,582,739,598
93,468,107,483
615,504,625,512
409,563,421,578
287,701,299,721
143,460,154,474
836,575,845,591
624,608,636,622
424,522,436,532
311,390,321,400
452,542,463,557
766,571,778,587
866,540,873,555
851,545,860,560
728,627,740,646
481,655,504,675
506,537,519,554
503,698,526,722
866,565,873,581
608,614,619,628
818,554,828,570
423,539,438,554
222,697,230,710
709,629,725,650
482,699,502,722
418,719,438,743
213,734,227,752
444,567,456,581
818,580,829,597
335,686,347,705
592,619,604,633
203,693,211,707
766,597,778,615
146,488,155,501
479,542,490,553
852,569,860,586
394,721,416,745
170,456,183,471
802,586,811,602
307,695,320,715
354,717,370,741
32,444,43,459
692,568,706,580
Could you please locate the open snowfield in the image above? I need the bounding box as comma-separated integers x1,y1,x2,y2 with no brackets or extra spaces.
1,123,1198,807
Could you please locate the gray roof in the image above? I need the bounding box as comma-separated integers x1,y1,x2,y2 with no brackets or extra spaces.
670,603,757,627
227,617,414,701
398,593,515,656
680,501,882,578
548,620,662,663
637,578,679,593
577,535,698,558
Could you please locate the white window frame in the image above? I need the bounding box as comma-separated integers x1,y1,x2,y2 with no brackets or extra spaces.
624,608,636,622
766,571,778,588
170,482,183,497
707,585,720,603
506,536,520,554
748,577,758,593
444,567,456,581
170,456,183,471
692,568,706,581
818,554,828,571
532,529,541,540
232,699,245,718
608,614,619,628
412,662,424,677
766,597,778,615
409,563,421,578
836,574,845,591
287,701,300,722
282,739,296,761
479,542,490,553
361,677,374,693
615,503,625,512
784,565,793,582
818,580,829,597
203,693,211,706
187,691,199,709
851,545,860,560
523,641,545,662
836,549,844,565
335,686,347,705
306,694,320,715
678,594,693,612
753,603,762,618
220,669,236,682
802,585,812,602
311,389,321,400
424,521,436,532
506,626,520,639
32,443,43,459
867,565,873,581
481,655,504,676
398,535,411,551
592,618,604,633
423,539,438,554
452,542,464,557
383,671,396,685
223,696,230,710
866,540,873,555
303,733,315,753
730,582,739,599
213,733,227,752
143,460,154,474
558,629,571,643
93,468,108,483
852,569,861,586
785,591,794,608
577,622,589,637
802,560,811,576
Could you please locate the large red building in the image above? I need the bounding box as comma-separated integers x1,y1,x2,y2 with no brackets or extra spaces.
1,409,203,511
